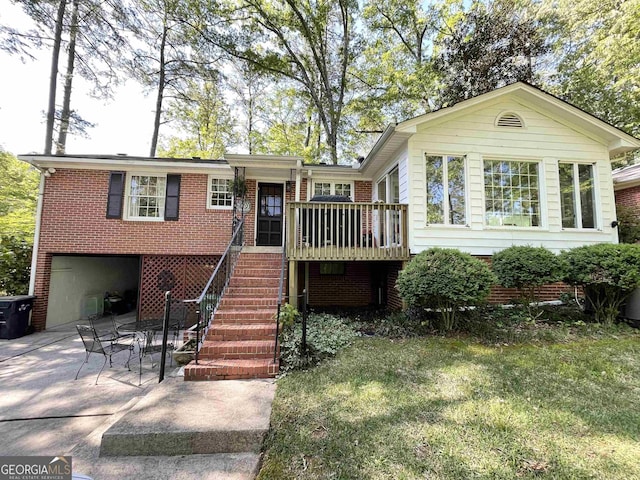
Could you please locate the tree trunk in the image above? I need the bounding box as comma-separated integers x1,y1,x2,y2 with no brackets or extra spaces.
44,0,67,155
149,21,168,157
56,0,79,155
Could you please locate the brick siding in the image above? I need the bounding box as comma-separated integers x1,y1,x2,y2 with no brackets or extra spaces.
615,185,640,211
32,169,236,330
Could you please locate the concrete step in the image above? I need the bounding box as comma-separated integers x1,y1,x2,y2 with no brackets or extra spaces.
206,324,277,342
184,359,279,381
100,378,275,456
199,340,275,360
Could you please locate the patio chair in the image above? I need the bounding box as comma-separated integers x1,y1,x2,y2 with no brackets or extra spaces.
88,314,136,344
75,325,134,384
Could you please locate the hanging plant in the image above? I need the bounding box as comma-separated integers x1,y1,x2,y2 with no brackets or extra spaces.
230,177,248,198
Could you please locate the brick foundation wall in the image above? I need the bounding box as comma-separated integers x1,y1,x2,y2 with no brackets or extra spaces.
386,262,404,310
477,255,571,304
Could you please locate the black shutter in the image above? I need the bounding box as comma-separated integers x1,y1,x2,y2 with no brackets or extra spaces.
164,174,181,221
106,171,125,219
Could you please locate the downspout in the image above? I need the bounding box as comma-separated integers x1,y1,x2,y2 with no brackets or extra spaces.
29,173,46,295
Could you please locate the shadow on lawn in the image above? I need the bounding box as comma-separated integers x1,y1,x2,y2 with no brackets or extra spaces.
260,337,640,479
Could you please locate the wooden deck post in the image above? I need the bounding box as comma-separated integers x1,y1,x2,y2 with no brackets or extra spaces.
288,260,298,308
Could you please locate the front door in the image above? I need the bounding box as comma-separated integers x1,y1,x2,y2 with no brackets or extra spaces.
256,183,284,246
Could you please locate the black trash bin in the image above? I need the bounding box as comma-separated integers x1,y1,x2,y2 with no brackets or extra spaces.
0,295,35,340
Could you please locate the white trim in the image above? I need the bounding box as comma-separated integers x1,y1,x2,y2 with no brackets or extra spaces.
310,180,355,200
28,174,46,296
206,175,234,210
254,181,287,247
123,172,167,222
423,153,468,226
481,157,543,229
495,111,526,129
558,161,600,230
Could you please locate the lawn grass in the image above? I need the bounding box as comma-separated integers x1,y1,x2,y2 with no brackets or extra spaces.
258,331,640,479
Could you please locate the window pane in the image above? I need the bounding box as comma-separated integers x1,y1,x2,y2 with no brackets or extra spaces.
335,183,352,198
447,156,465,225
314,183,331,196
426,155,444,223
559,163,576,228
377,178,386,202
210,178,232,207
390,167,400,203
484,160,539,227
579,164,596,228
128,175,165,219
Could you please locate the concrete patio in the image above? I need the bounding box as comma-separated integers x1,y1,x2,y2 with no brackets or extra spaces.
0,322,276,479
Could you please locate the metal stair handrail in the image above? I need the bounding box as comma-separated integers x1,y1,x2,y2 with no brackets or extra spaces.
184,218,245,363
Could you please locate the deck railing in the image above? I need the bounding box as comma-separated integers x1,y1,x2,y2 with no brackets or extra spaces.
286,201,409,261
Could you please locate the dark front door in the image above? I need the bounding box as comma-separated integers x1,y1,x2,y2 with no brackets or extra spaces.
257,183,284,246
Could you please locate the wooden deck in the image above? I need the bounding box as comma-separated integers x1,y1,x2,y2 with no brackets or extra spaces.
286,201,409,261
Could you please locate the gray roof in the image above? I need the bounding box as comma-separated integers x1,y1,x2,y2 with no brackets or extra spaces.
613,163,640,185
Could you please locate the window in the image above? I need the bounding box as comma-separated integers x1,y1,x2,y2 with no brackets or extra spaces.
559,163,596,229
208,177,233,208
377,166,399,203
425,154,466,225
319,262,345,275
313,181,353,199
484,160,540,227
126,174,166,220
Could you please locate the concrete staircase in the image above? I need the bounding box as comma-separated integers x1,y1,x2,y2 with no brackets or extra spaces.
184,252,282,381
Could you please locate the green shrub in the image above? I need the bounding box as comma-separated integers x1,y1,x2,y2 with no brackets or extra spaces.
279,313,359,372
617,206,640,244
0,235,32,295
396,248,496,331
560,243,640,324
492,245,562,305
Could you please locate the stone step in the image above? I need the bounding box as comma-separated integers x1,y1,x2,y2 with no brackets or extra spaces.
199,340,275,360
99,378,275,455
206,323,276,342
184,359,279,381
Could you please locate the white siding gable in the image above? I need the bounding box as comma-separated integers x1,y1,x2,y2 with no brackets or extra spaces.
406,98,618,255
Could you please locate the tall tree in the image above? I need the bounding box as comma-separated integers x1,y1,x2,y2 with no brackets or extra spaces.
433,0,549,107
3,0,130,154
129,0,218,157
158,76,236,159
541,0,640,139
193,0,359,164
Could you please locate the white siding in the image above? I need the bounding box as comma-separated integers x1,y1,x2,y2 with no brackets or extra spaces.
406,98,617,255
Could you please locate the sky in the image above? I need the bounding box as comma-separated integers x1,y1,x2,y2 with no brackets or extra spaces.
0,0,159,157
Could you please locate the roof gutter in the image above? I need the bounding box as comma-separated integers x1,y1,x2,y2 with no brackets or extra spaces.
358,124,396,171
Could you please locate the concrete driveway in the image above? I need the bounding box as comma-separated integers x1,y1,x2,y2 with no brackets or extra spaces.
0,322,178,456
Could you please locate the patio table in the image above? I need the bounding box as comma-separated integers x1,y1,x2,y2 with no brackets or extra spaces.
118,318,180,384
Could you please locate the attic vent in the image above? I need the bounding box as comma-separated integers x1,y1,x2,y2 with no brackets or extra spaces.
496,112,524,128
